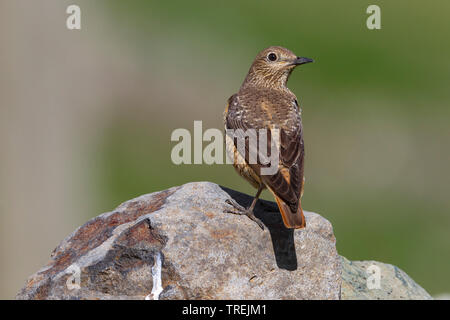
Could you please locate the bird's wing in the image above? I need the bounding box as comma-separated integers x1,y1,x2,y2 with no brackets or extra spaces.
225,93,305,214
266,120,304,212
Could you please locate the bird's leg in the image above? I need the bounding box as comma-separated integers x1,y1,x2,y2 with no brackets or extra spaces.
225,185,265,230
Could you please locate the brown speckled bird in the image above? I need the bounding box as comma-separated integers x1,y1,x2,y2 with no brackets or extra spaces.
224,46,313,230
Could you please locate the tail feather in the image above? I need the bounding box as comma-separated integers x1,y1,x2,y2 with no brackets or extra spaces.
274,196,306,229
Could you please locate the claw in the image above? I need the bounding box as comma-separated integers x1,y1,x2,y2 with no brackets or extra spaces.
246,211,265,230
224,199,265,230
225,199,245,212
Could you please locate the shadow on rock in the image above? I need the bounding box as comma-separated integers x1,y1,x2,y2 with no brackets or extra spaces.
220,186,297,271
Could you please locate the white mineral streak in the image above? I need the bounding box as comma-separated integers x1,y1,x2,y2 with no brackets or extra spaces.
145,251,163,300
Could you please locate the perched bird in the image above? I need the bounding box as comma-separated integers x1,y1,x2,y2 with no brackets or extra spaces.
224,46,313,230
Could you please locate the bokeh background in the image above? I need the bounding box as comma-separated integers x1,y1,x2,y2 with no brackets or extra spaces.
1,0,449,299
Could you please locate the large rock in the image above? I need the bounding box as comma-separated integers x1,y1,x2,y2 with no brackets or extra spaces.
17,182,341,299
17,182,431,300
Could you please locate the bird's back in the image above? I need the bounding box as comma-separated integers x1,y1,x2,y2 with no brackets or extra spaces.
233,87,301,133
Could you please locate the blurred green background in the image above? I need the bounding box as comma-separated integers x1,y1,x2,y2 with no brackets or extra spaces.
1,0,449,298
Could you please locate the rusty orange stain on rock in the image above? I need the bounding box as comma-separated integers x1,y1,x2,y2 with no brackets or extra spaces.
209,229,234,239
204,211,215,218
115,219,163,247
31,188,177,282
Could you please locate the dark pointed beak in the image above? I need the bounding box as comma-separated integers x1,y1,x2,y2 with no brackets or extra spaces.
292,56,314,65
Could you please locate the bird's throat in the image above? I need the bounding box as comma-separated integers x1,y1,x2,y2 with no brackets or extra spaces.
242,67,293,91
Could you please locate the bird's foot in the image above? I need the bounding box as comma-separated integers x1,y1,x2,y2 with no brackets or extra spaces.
224,199,265,230
224,198,246,212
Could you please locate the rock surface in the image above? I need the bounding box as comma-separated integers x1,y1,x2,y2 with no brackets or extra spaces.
340,257,432,299
16,182,431,300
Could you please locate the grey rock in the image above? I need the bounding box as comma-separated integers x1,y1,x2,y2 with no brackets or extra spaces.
16,182,341,300
340,256,432,300
16,181,431,300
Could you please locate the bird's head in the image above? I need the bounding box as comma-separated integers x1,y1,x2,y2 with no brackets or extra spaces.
242,46,313,89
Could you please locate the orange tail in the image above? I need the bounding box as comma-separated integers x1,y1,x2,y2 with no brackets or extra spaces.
274,196,306,229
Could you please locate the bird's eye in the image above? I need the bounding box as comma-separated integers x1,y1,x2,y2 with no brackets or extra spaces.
268,53,277,61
